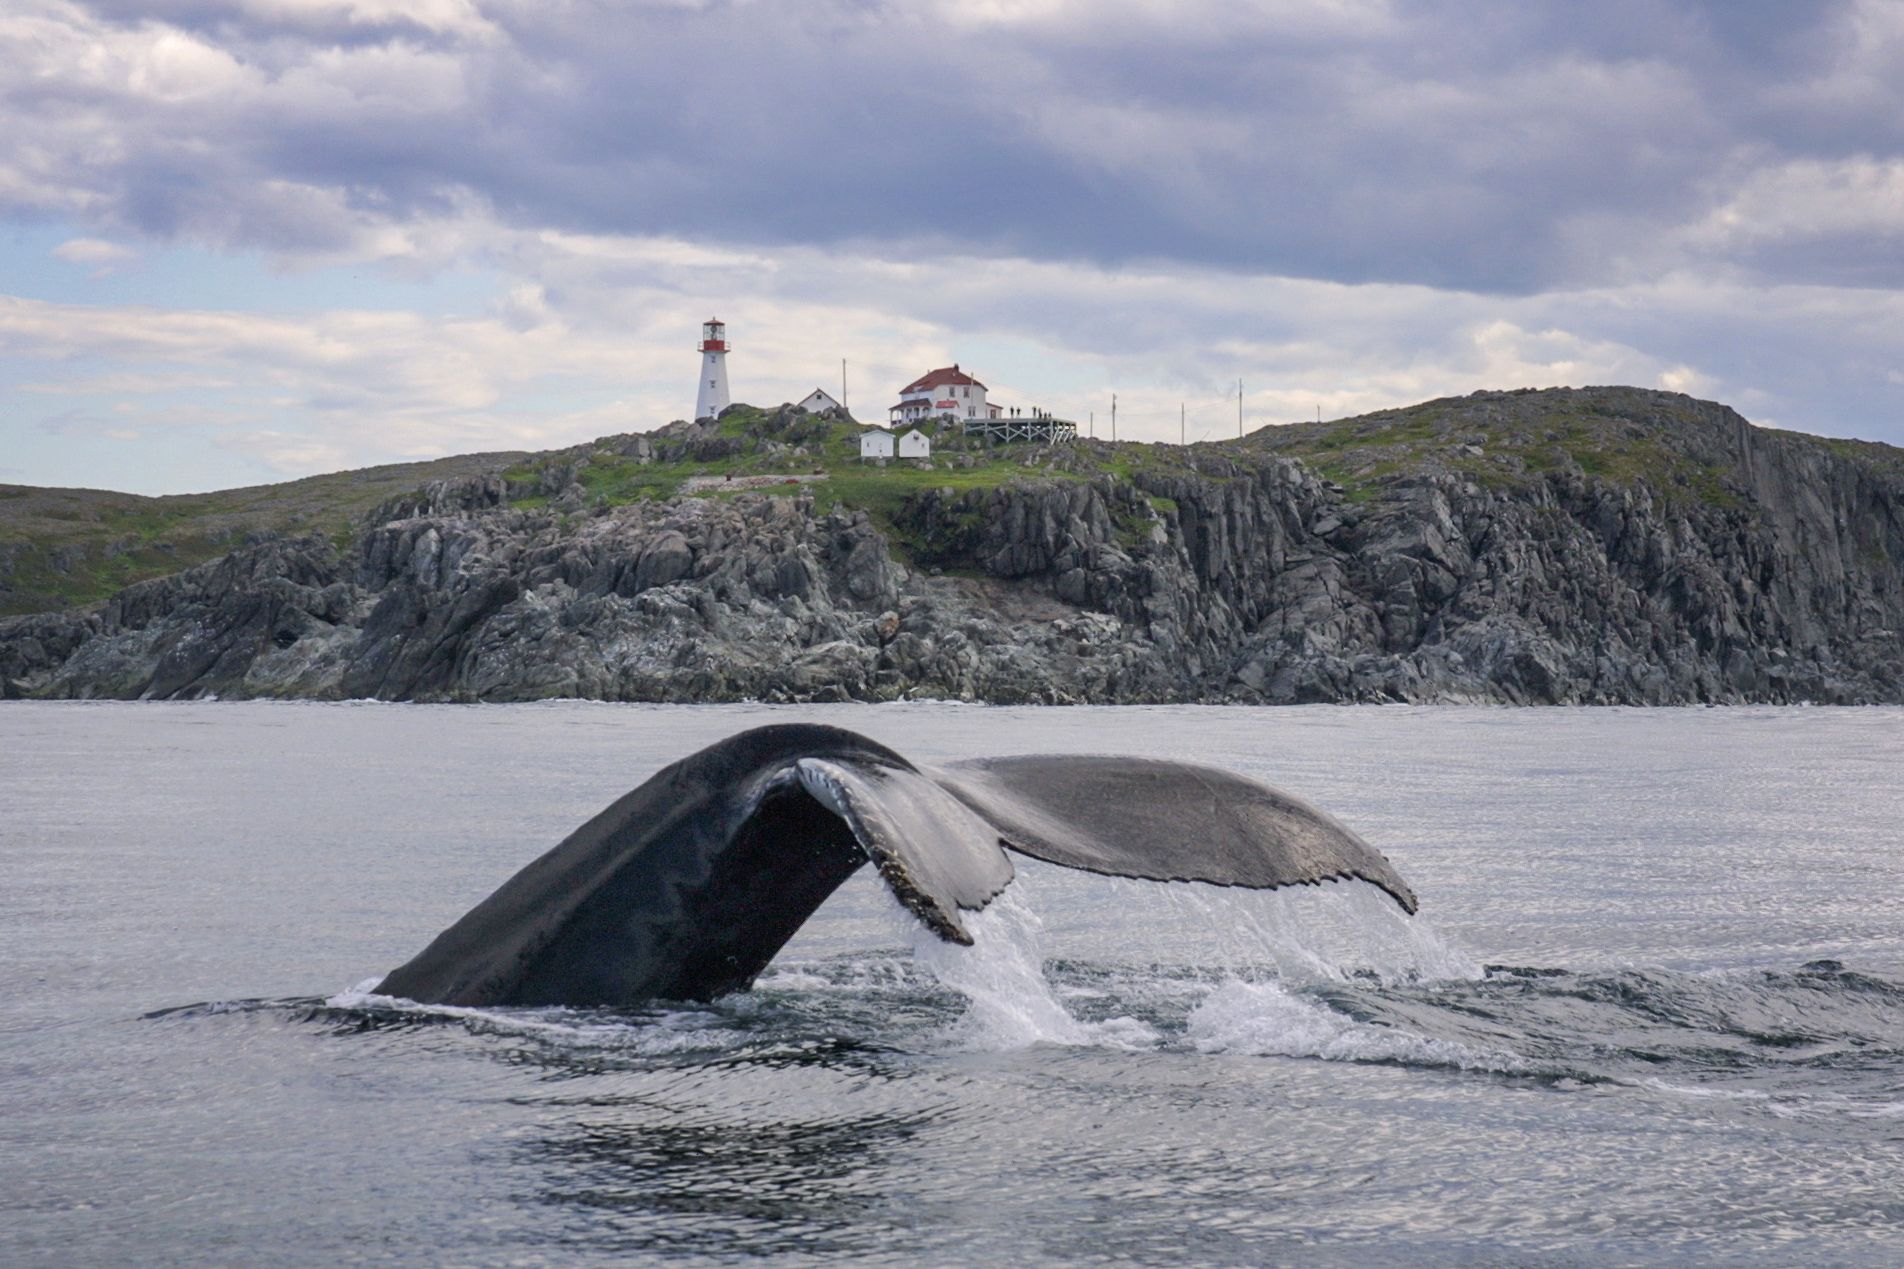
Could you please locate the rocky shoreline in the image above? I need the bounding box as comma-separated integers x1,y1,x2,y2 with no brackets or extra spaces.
5,387,1902,705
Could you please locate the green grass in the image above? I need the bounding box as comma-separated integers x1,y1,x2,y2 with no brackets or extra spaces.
1820,436,1904,478
1243,390,1765,511
0,450,530,617
573,457,690,503
714,405,770,437
811,460,1078,516
807,459,1081,563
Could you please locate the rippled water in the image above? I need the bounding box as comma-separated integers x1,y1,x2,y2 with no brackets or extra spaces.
4,702,1902,1265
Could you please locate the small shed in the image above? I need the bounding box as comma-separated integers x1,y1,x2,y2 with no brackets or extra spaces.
798,387,843,413
859,429,895,460
897,429,931,459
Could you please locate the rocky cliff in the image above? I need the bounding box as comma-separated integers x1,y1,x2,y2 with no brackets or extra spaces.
5,387,1902,704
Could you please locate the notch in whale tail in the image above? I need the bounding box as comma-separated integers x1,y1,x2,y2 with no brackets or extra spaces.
373,724,1418,1009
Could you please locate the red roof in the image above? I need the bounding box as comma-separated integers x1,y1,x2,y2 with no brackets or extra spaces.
889,399,935,412
902,363,986,393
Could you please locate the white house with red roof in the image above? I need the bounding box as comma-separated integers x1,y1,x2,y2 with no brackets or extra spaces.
889,363,1005,426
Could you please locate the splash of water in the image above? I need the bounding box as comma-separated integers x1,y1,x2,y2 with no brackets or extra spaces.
899,871,1480,1052
1153,880,1484,986
1010,865,1482,986
906,889,1159,1050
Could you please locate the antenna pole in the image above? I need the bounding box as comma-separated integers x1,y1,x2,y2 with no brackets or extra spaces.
1181,402,1185,446
1111,394,1117,443
841,358,848,410
1238,378,1244,438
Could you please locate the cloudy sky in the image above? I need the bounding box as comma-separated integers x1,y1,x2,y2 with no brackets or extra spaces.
3,0,1901,494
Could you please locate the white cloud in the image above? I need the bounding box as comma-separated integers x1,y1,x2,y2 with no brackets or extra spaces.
930,0,1397,42
22,369,231,394
1657,364,1714,396
1690,156,1904,245
216,427,352,474
228,0,499,38
51,237,137,273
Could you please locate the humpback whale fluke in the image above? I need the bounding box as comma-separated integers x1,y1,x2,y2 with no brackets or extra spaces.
375,724,1418,1008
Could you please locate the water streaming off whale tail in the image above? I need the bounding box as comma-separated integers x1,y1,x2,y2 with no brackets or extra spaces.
904,889,1163,1051
876,866,1484,1054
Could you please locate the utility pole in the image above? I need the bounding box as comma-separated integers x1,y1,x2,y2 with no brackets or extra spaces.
1111,394,1117,443
1181,402,1186,446
1238,378,1244,438
841,358,848,410
1089,410,1094,439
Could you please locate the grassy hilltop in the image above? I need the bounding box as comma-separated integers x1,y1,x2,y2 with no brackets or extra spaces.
4,385,1899,619
0,451,527,618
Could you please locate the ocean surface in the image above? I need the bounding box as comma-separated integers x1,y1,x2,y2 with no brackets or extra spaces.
3,702,1902,1266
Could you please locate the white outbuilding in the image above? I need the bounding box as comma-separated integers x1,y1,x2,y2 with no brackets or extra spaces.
897,429,931,459
798,387,843,414
858,428,895,460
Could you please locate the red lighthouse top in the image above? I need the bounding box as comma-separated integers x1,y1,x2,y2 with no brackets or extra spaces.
698,318,727,353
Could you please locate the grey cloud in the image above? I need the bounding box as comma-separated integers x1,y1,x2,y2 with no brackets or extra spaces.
1727,233,1904,291
83,0,486,45
0,0,1890,295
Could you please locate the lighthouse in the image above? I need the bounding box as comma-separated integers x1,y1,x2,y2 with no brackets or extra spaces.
694,317,730,422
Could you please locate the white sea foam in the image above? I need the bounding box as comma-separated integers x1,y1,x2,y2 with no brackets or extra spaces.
754,953,921,995
325,980,742,1054
1184,978,1528,1072
1638,1078,1904,1123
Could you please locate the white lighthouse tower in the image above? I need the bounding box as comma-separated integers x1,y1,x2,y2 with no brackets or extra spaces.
694,317,731,422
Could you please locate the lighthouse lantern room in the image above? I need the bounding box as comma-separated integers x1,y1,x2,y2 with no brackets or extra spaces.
694,318,731,422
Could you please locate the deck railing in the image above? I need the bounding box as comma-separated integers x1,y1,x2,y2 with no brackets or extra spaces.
961,416,1078,444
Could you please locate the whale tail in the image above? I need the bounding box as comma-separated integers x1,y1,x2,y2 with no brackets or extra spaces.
375,724,1417,1008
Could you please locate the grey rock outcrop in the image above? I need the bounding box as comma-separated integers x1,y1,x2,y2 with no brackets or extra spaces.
5,388,1902,704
